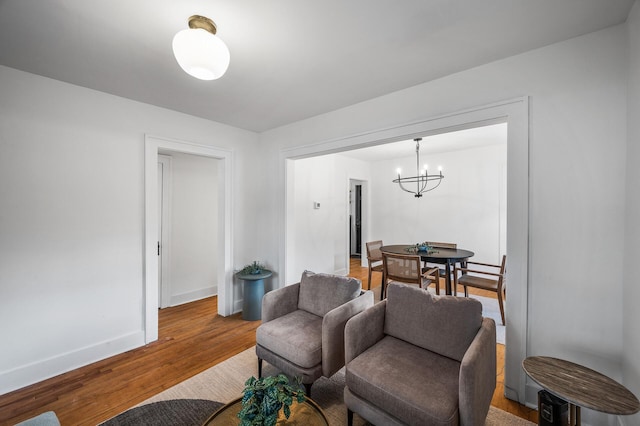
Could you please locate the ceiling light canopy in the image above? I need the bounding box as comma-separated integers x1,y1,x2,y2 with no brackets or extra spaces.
172,15,230,81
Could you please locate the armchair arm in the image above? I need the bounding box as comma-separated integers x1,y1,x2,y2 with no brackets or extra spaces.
466,260,501,268
459,317,497,426
261,283,300,323
322,290,374,377
457,268,504,278
344,299,386,365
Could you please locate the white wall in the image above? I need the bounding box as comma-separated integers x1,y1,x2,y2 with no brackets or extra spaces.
623,1,640,425
371,143,506,264
0,65,258,394
261,25,627,424
290,155,370,279
167,152,219,306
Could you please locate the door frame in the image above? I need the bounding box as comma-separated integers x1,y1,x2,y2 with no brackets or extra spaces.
144,135,234,343
279,97,529,404
157,154,173,309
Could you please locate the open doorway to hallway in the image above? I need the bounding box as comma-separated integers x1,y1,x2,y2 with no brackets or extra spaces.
157,152,221,309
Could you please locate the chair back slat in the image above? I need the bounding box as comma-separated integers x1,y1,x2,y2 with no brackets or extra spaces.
383,253,421,285
366,240,383,261
426,241,457,249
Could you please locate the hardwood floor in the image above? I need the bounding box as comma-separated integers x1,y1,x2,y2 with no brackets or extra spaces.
0,261,536,425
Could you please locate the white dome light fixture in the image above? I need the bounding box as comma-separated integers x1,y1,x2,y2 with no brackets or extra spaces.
172,15,230,81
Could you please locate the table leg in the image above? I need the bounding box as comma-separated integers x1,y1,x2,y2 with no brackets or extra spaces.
445,261,452,295
569,403,581,426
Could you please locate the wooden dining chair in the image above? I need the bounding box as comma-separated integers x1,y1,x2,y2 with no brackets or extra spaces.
382,252,439,300
454,255,507,325
365,240,385,290
424,241,457,295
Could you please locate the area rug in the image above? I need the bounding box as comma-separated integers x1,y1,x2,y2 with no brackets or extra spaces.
101,399,222,425
121,347,533,426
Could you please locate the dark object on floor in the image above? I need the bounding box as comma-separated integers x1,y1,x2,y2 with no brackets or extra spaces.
100,399,223,426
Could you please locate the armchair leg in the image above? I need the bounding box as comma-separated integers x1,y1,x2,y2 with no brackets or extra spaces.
304,382,312,397
347,408,354,426
258,357,263,378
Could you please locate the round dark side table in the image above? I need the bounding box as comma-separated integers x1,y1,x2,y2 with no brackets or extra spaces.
236,270,272,321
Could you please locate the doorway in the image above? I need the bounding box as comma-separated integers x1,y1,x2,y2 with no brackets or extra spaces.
157,152,220,309
280,97,529,404
144,135,234,344
349,180,363,257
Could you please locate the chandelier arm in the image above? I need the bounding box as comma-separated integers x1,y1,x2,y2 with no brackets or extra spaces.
397,177,417,195
418,175,428,195
423,177,443,192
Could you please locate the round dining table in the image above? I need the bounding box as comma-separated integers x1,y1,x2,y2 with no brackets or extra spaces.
380,244,474,296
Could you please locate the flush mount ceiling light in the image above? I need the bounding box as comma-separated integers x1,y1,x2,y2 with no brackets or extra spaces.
172,15,230,80
393,138,444,198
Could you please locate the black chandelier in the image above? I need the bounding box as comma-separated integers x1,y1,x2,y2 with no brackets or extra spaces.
392,138,444,198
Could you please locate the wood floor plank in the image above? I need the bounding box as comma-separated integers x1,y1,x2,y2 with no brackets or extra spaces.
0,261,536,425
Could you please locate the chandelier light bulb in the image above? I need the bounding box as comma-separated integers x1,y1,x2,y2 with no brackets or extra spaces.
396,168,402,175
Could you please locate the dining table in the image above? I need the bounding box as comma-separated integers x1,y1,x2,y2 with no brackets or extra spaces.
380,244,474,295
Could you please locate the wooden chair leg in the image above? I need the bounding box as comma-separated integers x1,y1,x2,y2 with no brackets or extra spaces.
498,290,506,325
367,267,372,290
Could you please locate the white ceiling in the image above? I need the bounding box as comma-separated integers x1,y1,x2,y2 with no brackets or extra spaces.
0,0,634,132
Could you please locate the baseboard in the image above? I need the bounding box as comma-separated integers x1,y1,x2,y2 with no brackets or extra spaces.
169,286,217,307
0,330,145,396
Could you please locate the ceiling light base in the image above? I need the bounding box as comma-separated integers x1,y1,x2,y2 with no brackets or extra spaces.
188,15,217,35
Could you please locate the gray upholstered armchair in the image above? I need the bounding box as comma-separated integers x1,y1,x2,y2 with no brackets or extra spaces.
344,282,496,426
256,271,374,395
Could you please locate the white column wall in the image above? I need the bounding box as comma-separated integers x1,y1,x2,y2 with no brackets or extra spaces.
261,25,627,422
290,155,370,279
0,65,257,394
623,1,640,425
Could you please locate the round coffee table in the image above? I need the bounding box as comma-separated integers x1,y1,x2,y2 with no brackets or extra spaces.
202,396,329,425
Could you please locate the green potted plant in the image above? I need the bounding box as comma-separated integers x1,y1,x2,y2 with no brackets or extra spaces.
237,374,306,426
237,261,268,276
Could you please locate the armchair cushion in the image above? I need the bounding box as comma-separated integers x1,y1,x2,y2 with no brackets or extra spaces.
256,309,323,368
346,336,460,425
384,282,482,362
298,271,361,317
